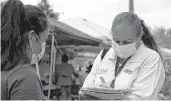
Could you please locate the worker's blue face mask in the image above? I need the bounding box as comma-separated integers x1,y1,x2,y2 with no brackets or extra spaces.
30,33,46,64
112,33,143,58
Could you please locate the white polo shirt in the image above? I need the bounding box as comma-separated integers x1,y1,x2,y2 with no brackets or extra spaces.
82,43,165,100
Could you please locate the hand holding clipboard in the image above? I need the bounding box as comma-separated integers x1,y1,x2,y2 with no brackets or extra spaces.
80,87,131,100
79,76,132,100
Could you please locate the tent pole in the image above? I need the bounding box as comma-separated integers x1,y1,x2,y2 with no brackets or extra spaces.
48,33,55,100
129,0,134,13
53,47,56,72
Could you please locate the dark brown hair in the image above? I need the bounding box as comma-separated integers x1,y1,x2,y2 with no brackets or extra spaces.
141,20,162,57
1,0,48,71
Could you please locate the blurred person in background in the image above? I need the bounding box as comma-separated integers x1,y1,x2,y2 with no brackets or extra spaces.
160,62,171,100
52,54,78,100
86,61,93,73
1,0,49,100
80,12,165,100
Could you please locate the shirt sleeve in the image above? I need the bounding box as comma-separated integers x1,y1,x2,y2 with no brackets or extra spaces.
7,67,45,100
127,53,165,100
82,51,103,88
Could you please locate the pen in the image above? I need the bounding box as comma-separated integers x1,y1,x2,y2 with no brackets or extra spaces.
100,77,107,87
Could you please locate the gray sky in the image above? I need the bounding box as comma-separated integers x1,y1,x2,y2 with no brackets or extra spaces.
3,0,171,29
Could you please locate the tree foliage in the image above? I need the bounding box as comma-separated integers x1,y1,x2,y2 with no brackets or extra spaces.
37,0,59,20
153,27,171,48
1,1,6,9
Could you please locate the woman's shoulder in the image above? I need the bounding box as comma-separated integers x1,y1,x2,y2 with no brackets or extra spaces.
129,44,161,64
139,45,163,66
2,65,45,100
138,44,161,58
6,65,38,82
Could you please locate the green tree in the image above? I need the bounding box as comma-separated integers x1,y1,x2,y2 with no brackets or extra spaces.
167,28,171,37
1,1,6,9
37,0,59,20
153,27,166,44
166,28,171,48
153,27,171,48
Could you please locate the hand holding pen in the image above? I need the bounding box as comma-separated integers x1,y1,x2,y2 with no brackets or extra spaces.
99,77,108,88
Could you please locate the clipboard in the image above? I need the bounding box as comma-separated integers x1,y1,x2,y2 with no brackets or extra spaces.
81,88,130,100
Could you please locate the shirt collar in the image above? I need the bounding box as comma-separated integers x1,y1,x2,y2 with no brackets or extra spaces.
128,42,146,63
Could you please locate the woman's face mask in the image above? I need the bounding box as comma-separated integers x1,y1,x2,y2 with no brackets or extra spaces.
112,34,142,58
30,33,46,64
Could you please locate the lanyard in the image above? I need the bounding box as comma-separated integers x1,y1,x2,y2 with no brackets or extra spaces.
110,56,131,88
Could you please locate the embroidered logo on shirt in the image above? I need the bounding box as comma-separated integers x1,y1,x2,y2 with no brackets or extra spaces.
97,69,108,74
124,69,133,75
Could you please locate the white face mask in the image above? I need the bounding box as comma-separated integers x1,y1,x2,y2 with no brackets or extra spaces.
30,34,46,64
112,35,142,59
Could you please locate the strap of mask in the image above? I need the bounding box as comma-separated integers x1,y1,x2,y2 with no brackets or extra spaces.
29,33,34,53
29,32,42,53
34,32,42,43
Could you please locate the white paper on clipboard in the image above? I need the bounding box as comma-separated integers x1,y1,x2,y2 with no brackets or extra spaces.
81,88,130,100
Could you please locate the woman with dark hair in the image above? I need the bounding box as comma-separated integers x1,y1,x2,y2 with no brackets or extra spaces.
80,12,165,100
1,0,49,100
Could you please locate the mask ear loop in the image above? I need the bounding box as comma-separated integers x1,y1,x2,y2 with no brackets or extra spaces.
29,31,43,54
29,33,35,54
112,40,120,51
34,33,42,45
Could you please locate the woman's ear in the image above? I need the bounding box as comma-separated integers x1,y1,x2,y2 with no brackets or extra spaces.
28,30,36,45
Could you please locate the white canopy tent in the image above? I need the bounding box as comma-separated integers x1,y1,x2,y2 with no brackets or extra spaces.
61,17,112,45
